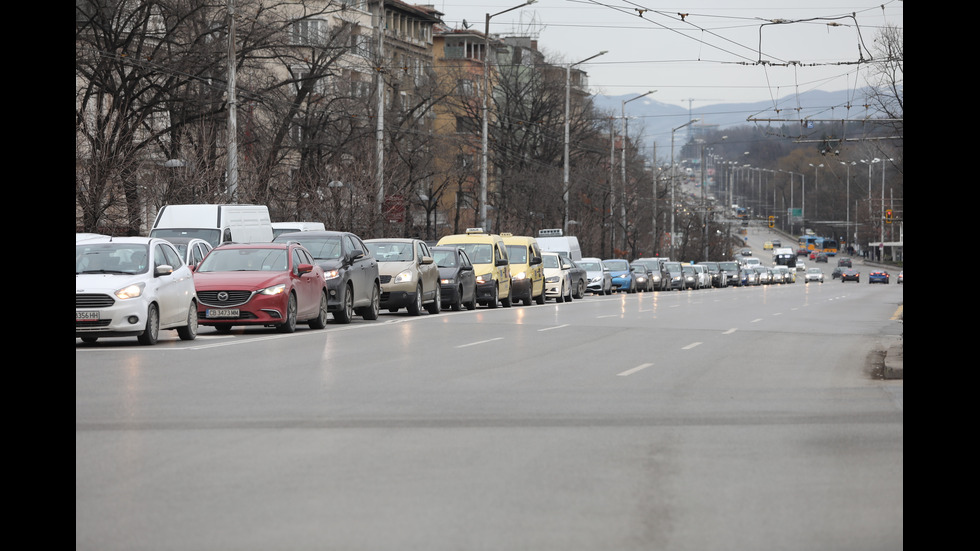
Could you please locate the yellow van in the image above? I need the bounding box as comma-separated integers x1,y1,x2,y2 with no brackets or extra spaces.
500,233,545,305
436,228,512,308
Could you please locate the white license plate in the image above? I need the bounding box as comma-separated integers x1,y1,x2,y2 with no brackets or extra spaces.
76,311,99,321
207,309,240,318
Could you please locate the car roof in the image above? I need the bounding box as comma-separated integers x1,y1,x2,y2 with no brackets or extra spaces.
365,237,417,243
215,242,291,249
275,230,352,239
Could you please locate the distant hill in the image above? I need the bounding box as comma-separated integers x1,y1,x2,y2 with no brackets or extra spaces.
592,89,875,149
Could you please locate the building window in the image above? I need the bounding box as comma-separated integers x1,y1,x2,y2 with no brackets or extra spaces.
291,19,327,46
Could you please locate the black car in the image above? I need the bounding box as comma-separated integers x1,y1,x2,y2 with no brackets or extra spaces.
837,257,853,267
840,268,860,282
815,253,829,263
274,231,381,323
430,246,478,311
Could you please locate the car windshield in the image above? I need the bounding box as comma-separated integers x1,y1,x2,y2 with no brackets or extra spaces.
366,242,413,262
719,262,738,271
682,265,695,275
578,261,601,271
290,237,342,260
605,260,629,271
663,262,681,274
197,248,288,272
76,243,151,275
432,249,457,268
808,268,821,274
505,245,527,264
542,255,560,269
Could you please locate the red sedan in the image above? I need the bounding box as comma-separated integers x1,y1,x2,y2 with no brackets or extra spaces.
193,242,329,333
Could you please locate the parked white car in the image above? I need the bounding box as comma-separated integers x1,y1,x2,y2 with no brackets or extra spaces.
76,237,199,344
542,252,574,302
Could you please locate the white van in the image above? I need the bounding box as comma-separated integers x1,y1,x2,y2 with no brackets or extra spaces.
536,228,582,261
149,204,273,247
272,221,326,238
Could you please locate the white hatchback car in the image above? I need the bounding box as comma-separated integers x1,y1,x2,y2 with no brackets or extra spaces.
76,237,199,344
804,267,825,284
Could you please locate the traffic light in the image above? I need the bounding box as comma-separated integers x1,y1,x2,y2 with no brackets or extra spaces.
885,209,893,224
767,215,775,228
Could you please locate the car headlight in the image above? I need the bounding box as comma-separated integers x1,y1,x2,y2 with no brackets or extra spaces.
545,275,561,283
394,269,414,284
115,282,146,300
475,273,492,284
440,277,454,285
258,284,287,296
322,269,340,280
513,271,527,280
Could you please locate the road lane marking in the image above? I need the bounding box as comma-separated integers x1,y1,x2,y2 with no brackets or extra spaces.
723,328,737,335
617,363,653,376
456,337,504,348
538,324,569,332
682,342,702,350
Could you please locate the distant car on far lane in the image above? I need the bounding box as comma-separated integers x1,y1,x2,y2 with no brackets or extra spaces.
840,268,860,282
868,270,890,284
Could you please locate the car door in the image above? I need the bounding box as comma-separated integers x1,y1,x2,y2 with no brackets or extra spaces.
153,242,188,326
291,247,317,318
416,240,439,302
346,234,375,306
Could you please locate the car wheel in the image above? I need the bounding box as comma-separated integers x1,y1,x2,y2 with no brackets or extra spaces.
426,285,441,314
308,291,328,329
408,284,423,315
363,282,381,320
486,284,498,308
575,280,585,299
535,286,546,305
137,303,160,345
334,283,354,324
177,300,199,341
501,285,512,307
556,282,565,303
465,286,478,310
451,286,463,311
277,293,298,333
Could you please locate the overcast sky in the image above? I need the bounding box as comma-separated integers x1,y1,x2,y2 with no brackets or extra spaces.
434,1,903,108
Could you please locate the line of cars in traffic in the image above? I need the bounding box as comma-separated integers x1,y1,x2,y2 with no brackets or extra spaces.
76,227,896,346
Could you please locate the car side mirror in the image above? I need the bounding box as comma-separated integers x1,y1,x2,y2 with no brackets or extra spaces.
461,265,474,272
297,263,314,275
530,256,542,265
349,249,364,261
421,256,434,265
495,258,508,267
154,264,174,277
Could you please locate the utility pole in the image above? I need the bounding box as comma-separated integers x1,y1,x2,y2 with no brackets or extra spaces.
226,0,238,202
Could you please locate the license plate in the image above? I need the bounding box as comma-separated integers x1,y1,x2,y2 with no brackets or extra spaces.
206,309,240,318
76,311,99,321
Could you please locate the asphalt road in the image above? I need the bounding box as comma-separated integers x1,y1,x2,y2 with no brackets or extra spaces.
77,230,904,550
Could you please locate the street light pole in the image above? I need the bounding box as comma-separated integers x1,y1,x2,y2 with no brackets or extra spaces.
620,90,655,251
563,50,607,235
480,0,535,231
669,118,698,257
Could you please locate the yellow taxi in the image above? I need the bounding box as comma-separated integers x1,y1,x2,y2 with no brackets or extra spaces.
436,228,512,308
763,241,773,250
500,233,545,305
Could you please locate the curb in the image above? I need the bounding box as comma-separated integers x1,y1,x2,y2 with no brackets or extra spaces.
883,338,903,380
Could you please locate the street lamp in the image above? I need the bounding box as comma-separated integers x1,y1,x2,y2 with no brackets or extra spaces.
840,161,856,250
563,50,607,235
669,118,698,256
619,90,655,250
808,163,823,224
480,0,536,231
